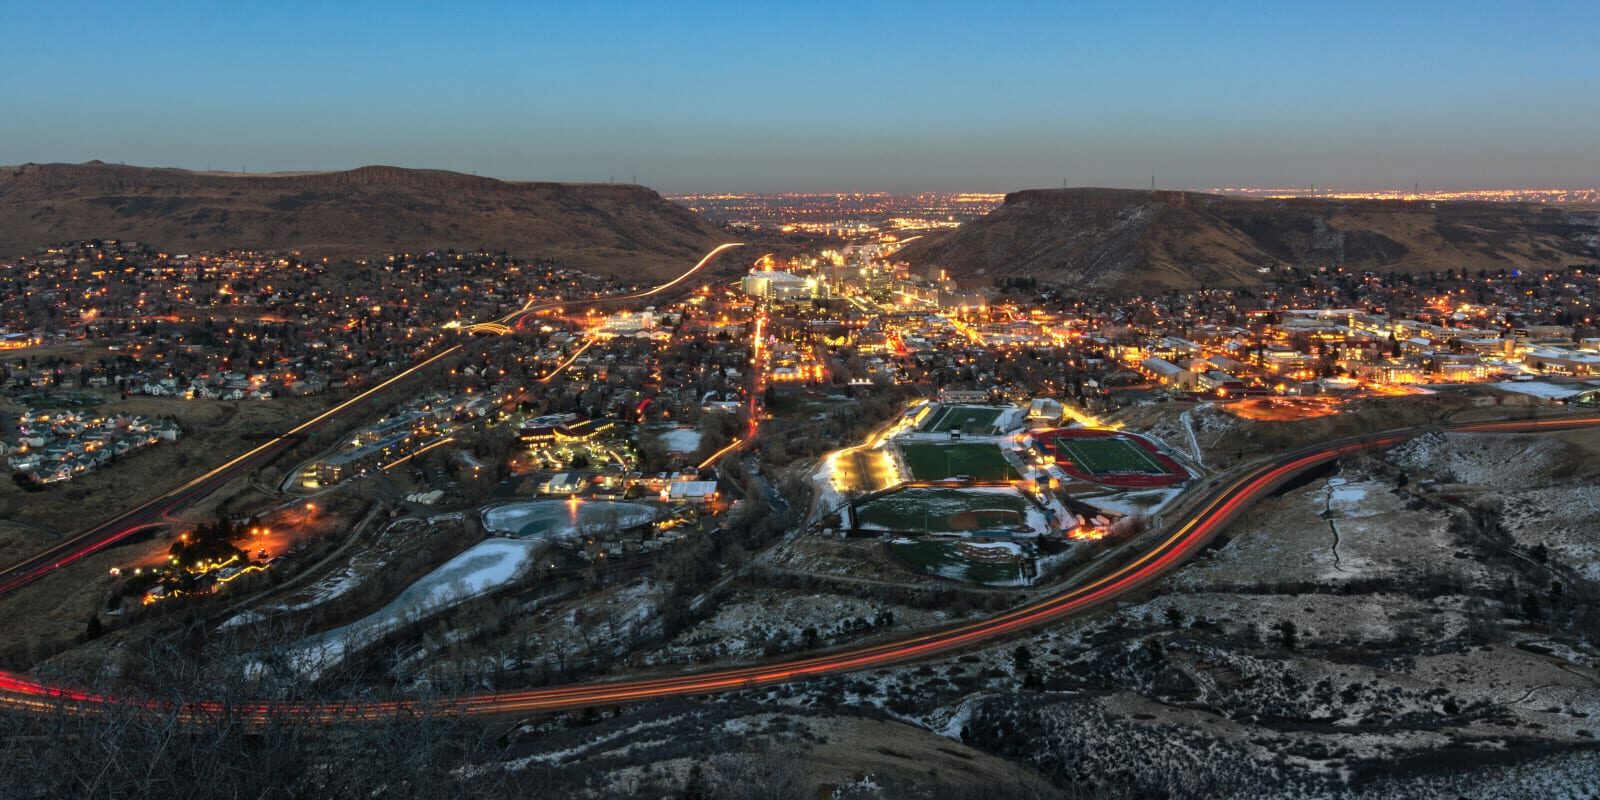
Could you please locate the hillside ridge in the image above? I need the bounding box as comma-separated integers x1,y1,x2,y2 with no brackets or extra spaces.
0,162,727,277
899,187,1600,292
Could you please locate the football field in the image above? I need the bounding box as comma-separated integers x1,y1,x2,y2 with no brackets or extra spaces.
855,487,1030,533
1055,436,1167,476
899,442,1018,481
922,405,1004,434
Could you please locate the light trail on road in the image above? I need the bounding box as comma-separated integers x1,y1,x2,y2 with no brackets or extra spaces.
0,345,464,595
536,338,596,383
379,436,457,472
0,244,745,599
696,437,744,470
4,414,1597,720
494,242,744,328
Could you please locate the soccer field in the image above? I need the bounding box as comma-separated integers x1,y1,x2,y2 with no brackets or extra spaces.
855,487,1030,533
1055,436,1168,476
922,405,1004,434
899,442,1019,481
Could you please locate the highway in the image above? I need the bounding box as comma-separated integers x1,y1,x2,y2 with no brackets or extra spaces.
430,415,1600,715
0,243,744,597
2,413,1596,719
466,242,745,334
0,346,466,595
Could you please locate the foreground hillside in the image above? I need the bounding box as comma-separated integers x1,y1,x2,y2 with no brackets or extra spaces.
899,188,1600,292
0,162,727,278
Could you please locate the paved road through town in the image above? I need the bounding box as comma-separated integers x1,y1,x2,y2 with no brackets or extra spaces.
1,413,1595,718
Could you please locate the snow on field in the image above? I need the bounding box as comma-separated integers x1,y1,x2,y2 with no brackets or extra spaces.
285,539,539,677
1132,403,1239,467
646,589,948,665
1174,473,1487,588
1386,430,1600,581
482,500,660,540
963,540,1024,555
656,427,702,454
1387,431,1572,488
222,517,452,629
1497,484,1600,581
1178,403,1211,466
220,567,364,629
1088,487,1184,517
1136,591,1473,646
1493,381,1589,400
1325,478,1369,511
855,485,1047,535
1385,431,1600,580
811,450,849,518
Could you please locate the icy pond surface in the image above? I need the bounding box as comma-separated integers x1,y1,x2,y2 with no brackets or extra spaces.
483,500,662,540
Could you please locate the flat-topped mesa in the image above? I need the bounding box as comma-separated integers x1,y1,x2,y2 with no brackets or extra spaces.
0,162,723,278
1002,187,1203,210
899,185,1600,294
2,161,667,198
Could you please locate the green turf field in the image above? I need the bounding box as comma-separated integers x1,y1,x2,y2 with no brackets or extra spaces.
855,487,1030,533
922,405,1004,434
898,442,1019,481
890,540,1027,586
1055,436,1167,475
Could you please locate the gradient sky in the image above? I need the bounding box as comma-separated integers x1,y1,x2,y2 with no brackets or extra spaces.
2,0,1597,192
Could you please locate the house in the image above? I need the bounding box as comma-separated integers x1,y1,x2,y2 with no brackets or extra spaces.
666,481,719,504
541,472,585,495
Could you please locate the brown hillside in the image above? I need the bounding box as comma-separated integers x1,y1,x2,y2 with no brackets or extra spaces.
899,188,1600,292
0,162,729,278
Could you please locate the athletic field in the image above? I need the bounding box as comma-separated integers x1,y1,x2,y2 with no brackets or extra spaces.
1054,436,1167,476
921,405,1004,434
899,442,1019,481
855,487,1030,533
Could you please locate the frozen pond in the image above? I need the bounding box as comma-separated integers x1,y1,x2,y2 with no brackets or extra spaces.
482,500,662,540
286,538,539,677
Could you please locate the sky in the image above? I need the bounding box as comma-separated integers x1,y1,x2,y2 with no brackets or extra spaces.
2,0,1597,192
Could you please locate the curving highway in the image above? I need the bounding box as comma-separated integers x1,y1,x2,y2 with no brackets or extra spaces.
0,244,744,599
0,346,466,596
464,242,745,334
2,413,1597,719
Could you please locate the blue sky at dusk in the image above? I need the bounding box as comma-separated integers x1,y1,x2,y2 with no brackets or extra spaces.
2,0,1596,191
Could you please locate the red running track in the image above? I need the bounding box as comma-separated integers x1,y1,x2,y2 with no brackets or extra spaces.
2,416,1595,719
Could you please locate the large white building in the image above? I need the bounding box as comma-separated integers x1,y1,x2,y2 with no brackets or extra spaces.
741,270,815,302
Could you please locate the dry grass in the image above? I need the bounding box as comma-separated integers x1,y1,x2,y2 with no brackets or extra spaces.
0,395,330,534
804,716,1056,794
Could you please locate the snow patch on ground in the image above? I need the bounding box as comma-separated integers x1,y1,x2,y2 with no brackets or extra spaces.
1493,381,1588,400
1387,431,1571,488
645,589,946,666
657,427,702,454
1088,487,1185,518
283,538,539,677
